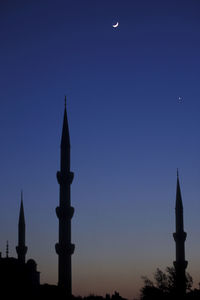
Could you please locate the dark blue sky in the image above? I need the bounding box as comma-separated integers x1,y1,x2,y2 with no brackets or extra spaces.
1,1,200,298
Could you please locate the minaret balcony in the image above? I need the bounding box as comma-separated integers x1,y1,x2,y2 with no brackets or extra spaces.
56,206,74,219
173,260,188,270
173,231,187,242
16,245,28,255
57,171,74,185
55,243,75,255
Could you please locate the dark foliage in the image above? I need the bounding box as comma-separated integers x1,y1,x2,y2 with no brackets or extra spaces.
140,266,193,300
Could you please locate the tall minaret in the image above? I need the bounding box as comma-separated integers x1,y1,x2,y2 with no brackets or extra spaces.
173,170,188,295
55,97,75,296
16,191,27,264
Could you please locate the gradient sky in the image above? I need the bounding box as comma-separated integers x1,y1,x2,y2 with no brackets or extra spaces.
1,1,200,299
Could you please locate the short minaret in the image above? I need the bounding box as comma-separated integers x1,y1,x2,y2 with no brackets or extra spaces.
55,98,75,296
173,170,188,295
16,191,27,264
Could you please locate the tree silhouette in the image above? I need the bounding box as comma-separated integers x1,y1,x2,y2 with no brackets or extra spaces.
140,266,193,300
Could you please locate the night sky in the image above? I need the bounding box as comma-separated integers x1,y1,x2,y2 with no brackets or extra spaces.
1,1,200,299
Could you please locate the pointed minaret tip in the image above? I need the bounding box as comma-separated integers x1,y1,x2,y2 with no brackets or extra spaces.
21,189,23,204
64,95,67,110
176,169,183,209
19,191,25,225
176,168,181,189
61,96,70,149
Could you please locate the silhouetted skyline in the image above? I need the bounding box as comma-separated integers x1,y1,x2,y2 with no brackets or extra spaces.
0,99,197,300
1,1,200,299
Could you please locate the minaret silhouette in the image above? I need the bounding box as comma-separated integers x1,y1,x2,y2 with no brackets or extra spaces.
173,170,188,295
55,97,75,296
16,191,27,264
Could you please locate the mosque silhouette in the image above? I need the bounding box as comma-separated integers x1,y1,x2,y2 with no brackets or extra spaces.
0,98,197,299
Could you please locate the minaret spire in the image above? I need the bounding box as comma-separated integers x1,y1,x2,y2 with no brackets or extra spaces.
64,95,67,109
16,190,27,263
55,99,75,296
173,171,188,296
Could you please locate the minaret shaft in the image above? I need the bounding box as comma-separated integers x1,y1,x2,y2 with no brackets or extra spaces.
18,221,25,246
61,147,70,173
175,210,184,233
56,102,75,296
173,172,187,295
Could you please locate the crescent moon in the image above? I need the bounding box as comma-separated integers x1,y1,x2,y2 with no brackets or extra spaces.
112,22,119,28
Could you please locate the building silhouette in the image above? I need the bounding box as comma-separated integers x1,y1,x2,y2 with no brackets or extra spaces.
0,193,40,298
55,97,75,296
1,100,198,299
173,170,188,296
